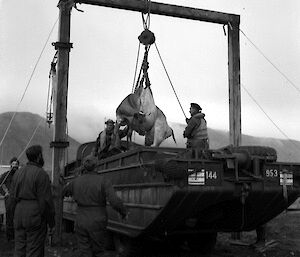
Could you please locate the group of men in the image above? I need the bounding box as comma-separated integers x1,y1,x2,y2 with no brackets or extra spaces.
0,103,265,256
0,145,127,257
0,102,208,256
0,146,55,256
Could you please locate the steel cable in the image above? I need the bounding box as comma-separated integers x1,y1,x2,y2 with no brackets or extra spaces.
154,42,187,119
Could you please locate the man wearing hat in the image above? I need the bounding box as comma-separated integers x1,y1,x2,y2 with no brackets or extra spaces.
94,119,128,158
63,155,127,257
0,157,19,241
183,103,209,149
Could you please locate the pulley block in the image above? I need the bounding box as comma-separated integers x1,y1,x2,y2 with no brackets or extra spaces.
138,29,155,46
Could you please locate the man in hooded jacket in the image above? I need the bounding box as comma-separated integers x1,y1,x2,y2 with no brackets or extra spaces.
64,155,127,257
183,103,209,149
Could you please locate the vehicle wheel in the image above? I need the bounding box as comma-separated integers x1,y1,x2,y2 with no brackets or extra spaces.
113,234,144,257
186,232,217,254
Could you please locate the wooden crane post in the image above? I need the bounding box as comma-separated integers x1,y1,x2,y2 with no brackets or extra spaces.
51,0,73,243
228,22,241,147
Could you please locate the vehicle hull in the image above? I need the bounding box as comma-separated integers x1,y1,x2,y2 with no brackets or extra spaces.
64,144,300,240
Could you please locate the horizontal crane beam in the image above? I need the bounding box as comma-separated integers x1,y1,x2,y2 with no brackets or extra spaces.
76,0,240,25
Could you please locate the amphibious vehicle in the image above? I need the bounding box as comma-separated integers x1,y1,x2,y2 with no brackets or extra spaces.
63,142,300,255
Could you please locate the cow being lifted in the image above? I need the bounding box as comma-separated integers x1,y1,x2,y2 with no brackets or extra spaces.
116,33,175,147
116,84,176,147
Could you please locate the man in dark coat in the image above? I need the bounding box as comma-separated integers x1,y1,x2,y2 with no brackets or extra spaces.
9,145,55,257
94,119,128,159
0,157,19,241
64,155,127,257
183,103,209,149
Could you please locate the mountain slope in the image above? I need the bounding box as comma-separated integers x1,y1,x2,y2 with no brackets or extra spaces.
0,112,80,170
113,121,300,162
1,112,299,171
160,122,300,162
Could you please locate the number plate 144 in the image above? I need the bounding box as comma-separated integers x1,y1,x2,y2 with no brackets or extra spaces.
188,168,221,186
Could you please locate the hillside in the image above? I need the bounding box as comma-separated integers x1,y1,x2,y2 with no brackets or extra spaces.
0,112,80,171
0,112,299,172
160,122,300,162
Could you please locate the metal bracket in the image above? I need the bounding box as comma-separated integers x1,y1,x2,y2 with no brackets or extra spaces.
50,141,70,148
57,0,74,11
52,42,73,51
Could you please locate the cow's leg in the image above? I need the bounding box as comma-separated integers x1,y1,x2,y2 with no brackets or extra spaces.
127,127,133,149
152,118,165,147
111,121,121,150
145,128,154,146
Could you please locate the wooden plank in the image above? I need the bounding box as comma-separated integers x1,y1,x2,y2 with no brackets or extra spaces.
228,24,241,146
76,0,240,25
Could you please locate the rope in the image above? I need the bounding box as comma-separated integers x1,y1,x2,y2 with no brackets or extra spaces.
46,51,58,125
242,83,300,151
154,42,187,119
0,145,3,165
134,45,151,93
228,26,300,148
17,118,44,160
65,118,69,169
0,18,58,149
141,0,151,30
46,76,52,114
0,169,11,191
142,45,151,88
239,28,300,95
0,117,44,189
132,42,141,93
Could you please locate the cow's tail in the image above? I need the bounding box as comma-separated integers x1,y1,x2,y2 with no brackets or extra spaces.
171,128,177,144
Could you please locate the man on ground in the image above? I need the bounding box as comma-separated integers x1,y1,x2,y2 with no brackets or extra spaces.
0,157,19,241
9,145,55,257
64,155,127,257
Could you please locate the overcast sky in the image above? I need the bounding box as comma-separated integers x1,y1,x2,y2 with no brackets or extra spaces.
1,0,299,143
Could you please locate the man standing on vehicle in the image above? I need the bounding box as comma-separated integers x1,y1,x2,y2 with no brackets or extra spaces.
0,157,19,241
63,155,127,257
183,103,209,149
94,119,128,158
9,145,55,257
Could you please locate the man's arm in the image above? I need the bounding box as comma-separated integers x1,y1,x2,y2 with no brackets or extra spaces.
184,118,199,138
63,181,73,197
0,171,9,196
36,171,55,228
118,125,129,139
7,172,19,221
0,171,6,185
94,133,101,156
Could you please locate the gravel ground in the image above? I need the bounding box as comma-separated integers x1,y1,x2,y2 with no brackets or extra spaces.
0,211,299,257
